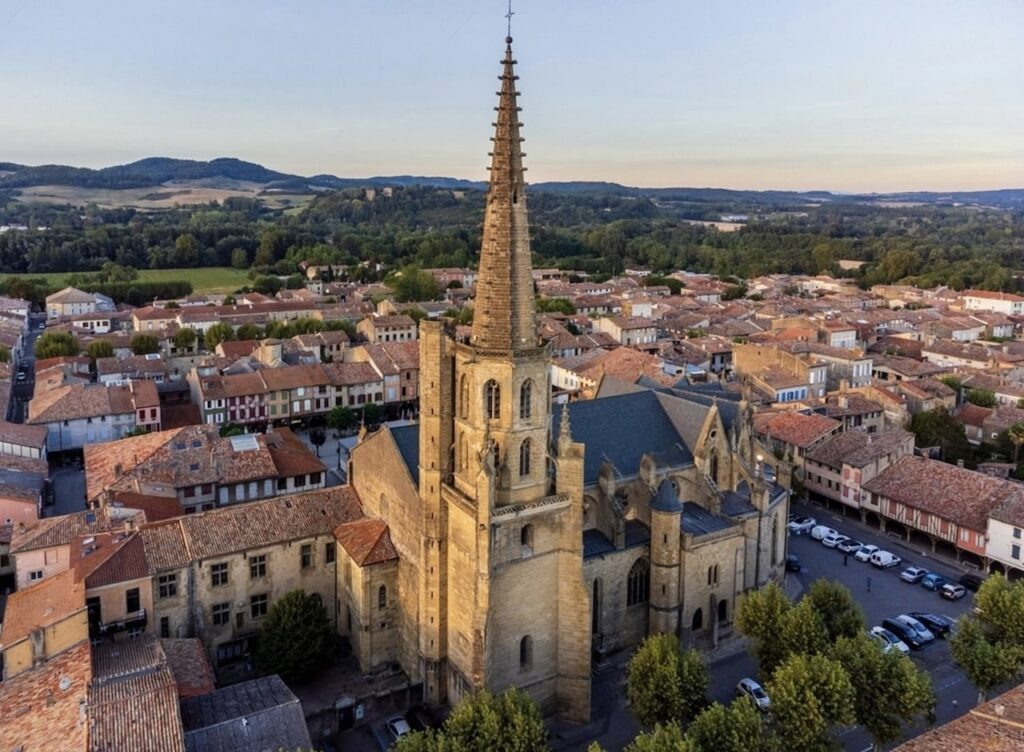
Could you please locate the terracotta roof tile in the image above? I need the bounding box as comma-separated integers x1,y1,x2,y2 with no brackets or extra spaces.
863,455,1020,531
179,486,362,561
0,640,91,751
755,411,841,449
140,519,191,572
88,663,186,752
0,569,85,648
11,507,143,554
894,682,1024,751
334,518,398,566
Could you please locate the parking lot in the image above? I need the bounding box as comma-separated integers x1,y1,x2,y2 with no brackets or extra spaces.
783,500,979,749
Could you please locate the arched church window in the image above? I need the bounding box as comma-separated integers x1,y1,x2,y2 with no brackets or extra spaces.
521,525,533,557
378,585,387,610
519,438,531,477
626,558,650,607
692,608,704,631
519,379,533,420
485,380,500,420
459,375,469,418
771,516,779,564
519,635,532,669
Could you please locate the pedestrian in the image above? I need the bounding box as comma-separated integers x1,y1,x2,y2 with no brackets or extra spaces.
867,575,872,592
843,553,848,566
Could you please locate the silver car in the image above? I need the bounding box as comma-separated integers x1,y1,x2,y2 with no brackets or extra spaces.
894,614,935,643
736,677,771,711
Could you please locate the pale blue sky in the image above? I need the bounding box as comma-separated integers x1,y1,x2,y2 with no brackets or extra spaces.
1,0,1022,191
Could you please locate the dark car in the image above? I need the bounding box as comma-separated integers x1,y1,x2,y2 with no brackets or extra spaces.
909,612,955,638
920,573,948,591
785,554,802,572
959,572,986,591
405,704,439,732
882,617,925,650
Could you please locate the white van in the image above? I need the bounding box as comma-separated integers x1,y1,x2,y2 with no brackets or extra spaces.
870,550,902,569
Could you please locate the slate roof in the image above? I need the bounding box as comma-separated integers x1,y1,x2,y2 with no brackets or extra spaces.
390,424,420,486
650,479,683,513
566,391,694,485
180,675,312,752
681,502,736,536
624,519,651,548
582,529,617,558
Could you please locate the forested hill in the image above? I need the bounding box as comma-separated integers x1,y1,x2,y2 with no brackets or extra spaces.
2,156,1023,208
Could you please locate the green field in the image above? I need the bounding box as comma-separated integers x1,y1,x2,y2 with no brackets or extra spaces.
1,267,252,294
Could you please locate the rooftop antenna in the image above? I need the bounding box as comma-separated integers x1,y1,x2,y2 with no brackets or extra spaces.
505,0,515,40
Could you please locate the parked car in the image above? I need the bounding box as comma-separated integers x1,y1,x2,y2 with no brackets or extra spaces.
837,538,863,554
869,626,910,655
788,516,817,535
920,573,948,591
404,705,439,732
894,614,935,643
909,612,955,638
870,550,902,569
900,566,929,584
15,372,26,381
822,533,850,549
959,572,986,591
810,525,838,541
386,716,412,741
785,554,802,572
941,583,968,601
855,544,879,563
882,618,925,650
736,677,771,712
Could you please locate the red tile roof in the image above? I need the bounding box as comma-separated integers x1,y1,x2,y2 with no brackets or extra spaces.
894,681,1024,751
754,411,841,449
334,518,398,566
863,455,1021,532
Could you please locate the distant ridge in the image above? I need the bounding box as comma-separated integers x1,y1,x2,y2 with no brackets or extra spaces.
1,156,1022,208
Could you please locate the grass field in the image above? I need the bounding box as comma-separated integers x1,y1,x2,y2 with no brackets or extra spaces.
1,267,252,294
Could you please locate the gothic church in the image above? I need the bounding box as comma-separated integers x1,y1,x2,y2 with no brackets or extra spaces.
344,35,790,722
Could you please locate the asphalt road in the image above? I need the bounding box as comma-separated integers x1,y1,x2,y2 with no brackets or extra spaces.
9,317,43,423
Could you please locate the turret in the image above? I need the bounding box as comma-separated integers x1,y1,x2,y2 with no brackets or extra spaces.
648,479,682,635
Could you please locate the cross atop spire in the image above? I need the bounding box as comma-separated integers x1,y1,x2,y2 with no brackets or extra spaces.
505,0,514,39
470,34,538,353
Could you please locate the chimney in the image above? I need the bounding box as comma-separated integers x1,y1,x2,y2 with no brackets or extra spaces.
957,459,965,469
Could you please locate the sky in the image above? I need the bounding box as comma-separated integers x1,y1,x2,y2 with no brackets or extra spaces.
1,0,1022,192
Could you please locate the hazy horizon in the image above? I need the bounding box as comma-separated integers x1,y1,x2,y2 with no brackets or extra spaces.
3,0,1022,193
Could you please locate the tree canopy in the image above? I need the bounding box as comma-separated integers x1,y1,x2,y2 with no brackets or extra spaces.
254,589,336,683
35,330,80,359
626,634,709,730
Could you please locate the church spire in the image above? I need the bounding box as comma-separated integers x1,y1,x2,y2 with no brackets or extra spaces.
470,35,538,353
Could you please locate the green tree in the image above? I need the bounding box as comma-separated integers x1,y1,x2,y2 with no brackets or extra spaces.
174,233,200,266
965,388,998,408
685,699,773,752
1008,422,1024,464
803,579,865,641
327,406,357,432
385,265,441,303
0,344,12,362
219,423,245,438
203,322,236,350
767,653,855,752
173,328,197,352
122,426,150,437
951,574,1024,702
536,297,576,315
736,581,792,675
86,340,114,361
396,688,547,752
779,598,830,660
35,331,80,359
230,247,250,269
130,333,160,355
908,407,974,467
235,323,264,341
627,634,709,730
625,723,689,752
831,634,934,751
362,402,384,425
254,589,336,683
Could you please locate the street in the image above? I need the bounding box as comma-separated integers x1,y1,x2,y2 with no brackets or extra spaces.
8,316,43,423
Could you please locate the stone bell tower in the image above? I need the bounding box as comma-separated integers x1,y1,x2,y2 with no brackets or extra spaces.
417,33,591,722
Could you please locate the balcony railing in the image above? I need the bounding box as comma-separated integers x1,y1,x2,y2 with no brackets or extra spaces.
96,608,147,637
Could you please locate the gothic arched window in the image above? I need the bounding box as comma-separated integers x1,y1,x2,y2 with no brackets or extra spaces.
485,380,500,420
626,558,650,607
459,375,469,418
519,635,532,669
519,379,533,420
519,438,531,477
